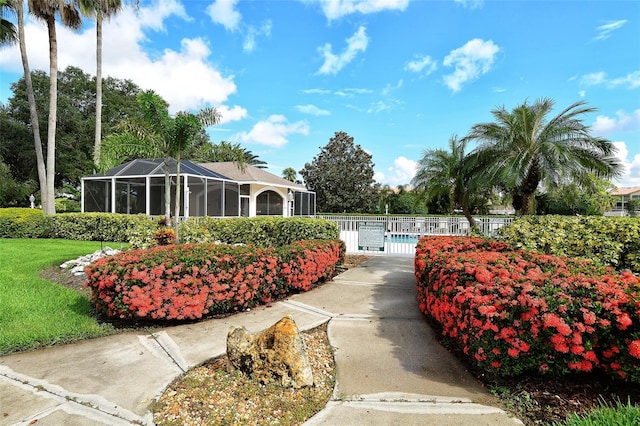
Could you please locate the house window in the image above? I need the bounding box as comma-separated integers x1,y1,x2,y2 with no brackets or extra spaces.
256,190,283,215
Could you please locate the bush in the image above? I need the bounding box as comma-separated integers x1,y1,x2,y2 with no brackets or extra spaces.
415,236,640,383
494,216,640,274
85,239,345,321
0,208,47,238
45,213,156,242
178,216,340,247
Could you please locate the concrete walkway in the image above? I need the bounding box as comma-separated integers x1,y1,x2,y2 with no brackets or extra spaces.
0,257,522,425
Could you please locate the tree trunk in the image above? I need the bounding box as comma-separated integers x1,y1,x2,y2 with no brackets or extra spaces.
45,15,57,215
163,158,171,226
174,156,181,239
461,203,478,234
94,14,103,167
521,192,533,216
16,0,47,211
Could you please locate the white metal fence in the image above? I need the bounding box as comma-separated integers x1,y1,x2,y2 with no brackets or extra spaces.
319,215,514,256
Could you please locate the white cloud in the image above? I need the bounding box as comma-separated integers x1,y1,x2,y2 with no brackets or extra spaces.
592,110,640,135
594,19,627,41
580,70,640,90
367,101,391,113
234,115,310,147
580,72,607,86
206,0,241,31
405,55,437,75
0,0,239,114
295,104,331,115
442,38,500,92
453,0,484,10
382,79,403,96
243,20,272,53
610,70,640,89
217,105,248,124
317,26,368,75
613,142,640,187
578,90,586,98
377,156,418,186
313,0,409,20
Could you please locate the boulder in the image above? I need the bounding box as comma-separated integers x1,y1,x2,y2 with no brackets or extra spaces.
226,315,314,388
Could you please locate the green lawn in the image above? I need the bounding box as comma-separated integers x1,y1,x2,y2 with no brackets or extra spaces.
0,239,120,355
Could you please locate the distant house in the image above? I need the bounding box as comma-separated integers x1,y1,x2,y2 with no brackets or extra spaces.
81,159,315,218
606,186,640,216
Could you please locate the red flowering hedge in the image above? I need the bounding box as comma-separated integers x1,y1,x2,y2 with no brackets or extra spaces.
85,239,345,321
415,236,640,383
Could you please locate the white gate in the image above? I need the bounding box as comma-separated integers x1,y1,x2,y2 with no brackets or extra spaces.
319,215,514,256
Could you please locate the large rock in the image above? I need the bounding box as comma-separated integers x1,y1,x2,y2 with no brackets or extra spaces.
226,315,314,388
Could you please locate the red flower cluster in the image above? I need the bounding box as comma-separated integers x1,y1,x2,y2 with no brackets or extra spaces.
415,236,640,383
85,239,345,322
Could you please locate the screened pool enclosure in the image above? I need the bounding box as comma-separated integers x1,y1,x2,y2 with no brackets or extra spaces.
81,159,316,218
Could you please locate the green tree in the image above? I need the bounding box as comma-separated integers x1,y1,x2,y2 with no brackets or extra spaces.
467,98,622,215
381,185,427,215
300,131,377,213
11,0,49,212
537,175,615,216
0,0,16,45
0,156,34,207
186,140,267,169
282,167,297,182
3,67,141,189
412,135,484,228
25,0,83,214
96,90,221,233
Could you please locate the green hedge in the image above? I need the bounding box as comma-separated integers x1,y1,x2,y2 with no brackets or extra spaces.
0,209,340,249
177,216,339,248
0,209,155,242
495,215,640,274
0,208,47,238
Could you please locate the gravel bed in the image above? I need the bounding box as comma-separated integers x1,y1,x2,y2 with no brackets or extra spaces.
152,322,335,425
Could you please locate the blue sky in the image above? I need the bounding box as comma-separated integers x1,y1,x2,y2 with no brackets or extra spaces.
1,0,639,187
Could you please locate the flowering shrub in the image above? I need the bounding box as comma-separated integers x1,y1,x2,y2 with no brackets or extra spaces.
415,236,640,383
280,240,345,291
85,239,345,321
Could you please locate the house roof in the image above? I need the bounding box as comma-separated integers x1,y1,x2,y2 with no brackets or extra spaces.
86,159,229,180
200,162,308,191
611,186,640,196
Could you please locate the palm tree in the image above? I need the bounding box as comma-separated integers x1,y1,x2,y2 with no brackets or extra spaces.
186,140,267,169
77,0,123,164
466,98,622,215
282,167,297,182
27,0,82,214
0,0,17,45
10,0,47,213
95,90,221,234
412,135,481,228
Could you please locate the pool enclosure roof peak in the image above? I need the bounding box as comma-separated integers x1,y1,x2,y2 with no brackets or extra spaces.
87,158,229,180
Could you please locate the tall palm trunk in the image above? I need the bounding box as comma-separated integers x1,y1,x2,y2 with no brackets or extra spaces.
174,156,181,237
45,14,57,214
163,158,171,226
15,0,47,211
94,12,102,163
